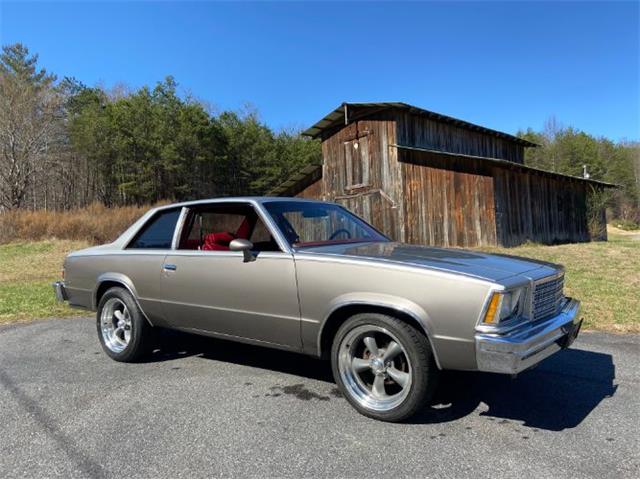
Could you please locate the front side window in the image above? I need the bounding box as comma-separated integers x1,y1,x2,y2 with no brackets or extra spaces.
177,203,281,252
263,201,388,248
127,208,181,249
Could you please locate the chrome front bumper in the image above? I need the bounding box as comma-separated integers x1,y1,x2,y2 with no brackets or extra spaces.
475,298,581,374
52,281,68,302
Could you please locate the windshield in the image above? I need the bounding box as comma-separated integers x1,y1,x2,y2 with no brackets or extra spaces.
263,201,389,248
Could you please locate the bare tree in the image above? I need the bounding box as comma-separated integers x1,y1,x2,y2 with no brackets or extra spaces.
0,44,61,210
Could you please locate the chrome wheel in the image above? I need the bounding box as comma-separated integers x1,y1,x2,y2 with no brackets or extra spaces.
100,298,132,354
338,325,412,412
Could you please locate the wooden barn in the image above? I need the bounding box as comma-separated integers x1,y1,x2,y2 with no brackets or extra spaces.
270,102,613,248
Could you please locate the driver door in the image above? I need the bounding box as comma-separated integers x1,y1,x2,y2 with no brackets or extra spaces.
159,202,302,350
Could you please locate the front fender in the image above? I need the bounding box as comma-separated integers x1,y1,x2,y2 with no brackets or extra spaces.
317,292,442,369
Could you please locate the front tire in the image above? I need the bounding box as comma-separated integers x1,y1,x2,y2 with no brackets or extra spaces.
96,287,153,362
331,313,439,422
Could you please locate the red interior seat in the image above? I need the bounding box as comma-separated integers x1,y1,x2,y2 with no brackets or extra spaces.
202,231,235,251
235,217,253,239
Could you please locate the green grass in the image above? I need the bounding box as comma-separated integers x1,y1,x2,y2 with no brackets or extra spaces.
0,240,89,324
0,236,638,332
475,234,640,333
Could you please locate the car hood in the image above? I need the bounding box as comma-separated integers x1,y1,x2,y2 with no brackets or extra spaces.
296,241,560,282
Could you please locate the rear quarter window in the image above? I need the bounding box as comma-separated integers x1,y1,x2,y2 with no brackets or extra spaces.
127,208,181,249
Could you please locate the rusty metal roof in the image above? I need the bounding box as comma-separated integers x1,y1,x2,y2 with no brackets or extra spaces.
267,164,322,196
302,102,538,147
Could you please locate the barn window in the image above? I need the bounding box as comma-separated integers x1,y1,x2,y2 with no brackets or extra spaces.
344,136,370,189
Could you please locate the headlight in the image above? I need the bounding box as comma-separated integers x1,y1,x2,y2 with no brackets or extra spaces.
483,288,526,324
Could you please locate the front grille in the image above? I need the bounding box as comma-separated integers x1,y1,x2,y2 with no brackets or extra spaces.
532,274,564,321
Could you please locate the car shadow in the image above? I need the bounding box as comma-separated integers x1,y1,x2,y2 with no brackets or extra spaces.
146,330,617,431
411,348,617,431
147,329,334,383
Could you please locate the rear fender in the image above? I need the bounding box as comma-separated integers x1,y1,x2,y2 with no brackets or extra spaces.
93,273,153,326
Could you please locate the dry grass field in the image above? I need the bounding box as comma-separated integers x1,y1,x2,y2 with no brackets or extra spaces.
0,232,638,332
0,202,153,244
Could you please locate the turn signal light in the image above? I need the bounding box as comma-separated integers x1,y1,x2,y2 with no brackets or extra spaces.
483,292,502,324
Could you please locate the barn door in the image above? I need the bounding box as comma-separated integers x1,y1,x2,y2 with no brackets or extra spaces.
344,135,370,191
340,134,377,223
337,131,402,241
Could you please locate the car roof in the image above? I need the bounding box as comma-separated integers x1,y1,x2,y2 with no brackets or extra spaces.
152,196,334,212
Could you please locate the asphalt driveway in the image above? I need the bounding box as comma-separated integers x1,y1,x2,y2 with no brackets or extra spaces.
1,318,638,478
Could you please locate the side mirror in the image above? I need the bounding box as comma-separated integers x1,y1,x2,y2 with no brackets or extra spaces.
229,238,255,262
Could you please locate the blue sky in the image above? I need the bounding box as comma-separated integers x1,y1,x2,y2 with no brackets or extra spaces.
1,1,638,140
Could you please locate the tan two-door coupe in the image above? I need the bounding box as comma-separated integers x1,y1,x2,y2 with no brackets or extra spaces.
54,197,581,421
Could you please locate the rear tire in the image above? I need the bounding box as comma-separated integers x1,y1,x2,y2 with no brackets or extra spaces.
96,287,153,362
331,313,439,422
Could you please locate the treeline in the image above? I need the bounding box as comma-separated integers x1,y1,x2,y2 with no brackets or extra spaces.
518,120,640,224
0,43,320,210
1,43,638,225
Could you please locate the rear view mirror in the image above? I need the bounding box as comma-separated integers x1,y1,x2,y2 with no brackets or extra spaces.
302,208,328,218
229,238,255,262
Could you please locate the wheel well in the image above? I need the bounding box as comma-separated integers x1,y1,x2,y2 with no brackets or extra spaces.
319,304,432,360
94,280,126,308
94,279,154,326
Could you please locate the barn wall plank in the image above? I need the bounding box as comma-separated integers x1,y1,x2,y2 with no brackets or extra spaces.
396,112,525,163
399,149,498,247
296,179,323,199
492,167,594,246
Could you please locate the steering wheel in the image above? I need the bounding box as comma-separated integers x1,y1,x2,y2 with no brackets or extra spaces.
329,228,352,241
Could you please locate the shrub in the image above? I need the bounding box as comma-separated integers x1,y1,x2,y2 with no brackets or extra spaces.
612,218,640,231
587,187,610,240
0,203,164,244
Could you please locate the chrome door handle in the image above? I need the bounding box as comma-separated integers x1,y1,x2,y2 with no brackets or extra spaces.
163,264,177,271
